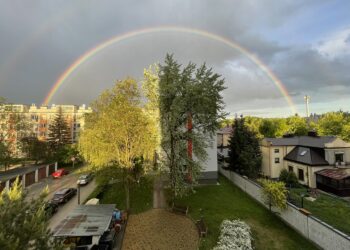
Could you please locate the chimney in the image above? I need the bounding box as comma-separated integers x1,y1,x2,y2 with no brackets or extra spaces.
308,131,318,137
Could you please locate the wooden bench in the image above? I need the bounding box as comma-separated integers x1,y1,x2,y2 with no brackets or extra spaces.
172,203,189,215
196,218,208,237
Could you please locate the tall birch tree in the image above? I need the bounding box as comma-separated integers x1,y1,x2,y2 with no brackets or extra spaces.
79,78,158,209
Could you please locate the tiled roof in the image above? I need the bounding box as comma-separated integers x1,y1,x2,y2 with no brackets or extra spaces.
263,136,336,148
316,168,350,180
284,146,329,166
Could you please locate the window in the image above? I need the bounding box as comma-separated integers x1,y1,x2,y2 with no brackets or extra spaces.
300,150,307,156
288,166,293,172
298,169,304,181
274,148,279,153
274,158,280,163
335,153,344,163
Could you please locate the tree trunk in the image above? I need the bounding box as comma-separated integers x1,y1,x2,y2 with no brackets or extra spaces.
123,169,130,211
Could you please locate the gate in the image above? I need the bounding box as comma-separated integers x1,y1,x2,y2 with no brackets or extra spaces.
48,164,56,175
38,166,47,180
25,171,35,187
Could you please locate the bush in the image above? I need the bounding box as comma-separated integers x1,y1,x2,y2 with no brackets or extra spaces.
279,169,299,187
213,219,253,250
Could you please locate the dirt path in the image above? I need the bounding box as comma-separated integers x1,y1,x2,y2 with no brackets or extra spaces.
122,209,199,250
153,176,166,209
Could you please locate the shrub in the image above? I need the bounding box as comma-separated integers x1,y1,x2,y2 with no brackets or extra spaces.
213,219,253,250
259,178,288,211
279,169,299,187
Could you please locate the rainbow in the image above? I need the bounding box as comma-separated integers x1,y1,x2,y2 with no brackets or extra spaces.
43,26,297,114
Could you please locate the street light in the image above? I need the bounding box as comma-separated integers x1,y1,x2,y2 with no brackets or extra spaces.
77,183,80,205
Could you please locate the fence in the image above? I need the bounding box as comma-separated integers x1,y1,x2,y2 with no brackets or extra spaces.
219,166,350,250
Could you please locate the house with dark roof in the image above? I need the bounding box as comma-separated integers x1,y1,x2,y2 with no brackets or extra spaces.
261,133,350,196
217,126,233,161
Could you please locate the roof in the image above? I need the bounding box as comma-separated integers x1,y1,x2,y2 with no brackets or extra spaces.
53,204,115,237
217,126,233,134
284,146,329,166
55,188,70,195
0,164,54,182
316,168,350,180
263,136,336,148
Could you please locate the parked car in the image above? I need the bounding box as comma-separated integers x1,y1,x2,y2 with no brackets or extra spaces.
52,168,69,178
51,188,77,204
77,173,93,185
44,201,59,216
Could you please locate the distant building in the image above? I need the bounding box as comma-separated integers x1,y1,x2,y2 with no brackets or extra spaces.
261,132,350,196
0,104,92,154
217,126,233,161
28,104,91,142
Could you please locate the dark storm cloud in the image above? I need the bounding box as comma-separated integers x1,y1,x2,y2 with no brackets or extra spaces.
0,0,349,116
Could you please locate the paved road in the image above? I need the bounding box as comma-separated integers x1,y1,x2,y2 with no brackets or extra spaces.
49,180,97,232
25,172,97,232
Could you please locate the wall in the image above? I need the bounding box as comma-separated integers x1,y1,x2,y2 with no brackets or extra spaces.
219,166,350,250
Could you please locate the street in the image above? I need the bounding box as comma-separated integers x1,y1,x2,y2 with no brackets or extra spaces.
25,171,97,231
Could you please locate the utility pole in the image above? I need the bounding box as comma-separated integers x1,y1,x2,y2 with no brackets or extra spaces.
304,95,310,118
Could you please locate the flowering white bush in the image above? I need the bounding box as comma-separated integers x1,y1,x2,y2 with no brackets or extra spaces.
213,219,253,250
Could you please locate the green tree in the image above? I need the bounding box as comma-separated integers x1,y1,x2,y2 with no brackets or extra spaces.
342,123,350,142
317,112,345,136
47,107,71,162
259,119,279,138
0,141,12,171
79,78,158,209
20,136,48,164
286,116,308,136
228,117,262,178
279,169,299,187
0,179,62,250
158,54,226,198
259,178,288,211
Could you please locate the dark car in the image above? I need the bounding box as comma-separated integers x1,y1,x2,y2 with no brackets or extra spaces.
51,188,77,204
77,173,93,185
44,201,59,216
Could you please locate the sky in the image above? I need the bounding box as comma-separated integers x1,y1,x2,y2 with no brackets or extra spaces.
0,0,350,118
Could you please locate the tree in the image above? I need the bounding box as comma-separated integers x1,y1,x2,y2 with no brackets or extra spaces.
0,179,62,250
279,169,299,187
286,116,308,136
158,54,226,198
317,112,345,136
228,117,262,178
0,141,11,171
20,136,48,164
259,178,288,211
79,78,158,209
47,107,71,162
342,123,350,142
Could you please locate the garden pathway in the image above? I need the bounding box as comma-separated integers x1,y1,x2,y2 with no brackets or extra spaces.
122,209,199,250
153,175,167,209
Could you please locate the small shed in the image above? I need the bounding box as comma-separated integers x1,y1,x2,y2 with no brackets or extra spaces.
316,168,350,196
53,204,116,248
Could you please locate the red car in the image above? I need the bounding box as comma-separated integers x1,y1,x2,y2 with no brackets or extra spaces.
52,168,69,178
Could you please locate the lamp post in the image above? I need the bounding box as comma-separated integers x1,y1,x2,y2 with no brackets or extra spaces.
77,183,80,205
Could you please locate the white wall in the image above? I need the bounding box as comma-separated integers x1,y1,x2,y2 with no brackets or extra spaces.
203,135,217,173
219,166,350,250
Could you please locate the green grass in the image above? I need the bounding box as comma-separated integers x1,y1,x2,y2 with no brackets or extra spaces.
175,176,318,250
289,187,350,235
88,175,154,214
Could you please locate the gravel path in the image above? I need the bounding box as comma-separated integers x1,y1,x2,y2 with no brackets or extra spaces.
122,209,199,250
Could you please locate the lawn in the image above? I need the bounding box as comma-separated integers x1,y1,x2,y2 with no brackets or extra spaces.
289,187,350,235
88,174,154,214
175,175,318,250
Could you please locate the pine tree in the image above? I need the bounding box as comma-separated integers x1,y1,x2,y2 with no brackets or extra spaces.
47,107,71,162
47,107,71,151
228,116,262,178
0,179,63,250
